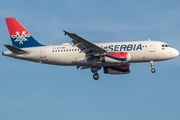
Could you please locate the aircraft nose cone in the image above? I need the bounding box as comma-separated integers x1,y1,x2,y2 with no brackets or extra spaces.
176,49,179,57
173,49,179,57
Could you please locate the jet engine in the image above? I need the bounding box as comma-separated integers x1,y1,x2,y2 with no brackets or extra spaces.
104,63,130,74
100,52,131,64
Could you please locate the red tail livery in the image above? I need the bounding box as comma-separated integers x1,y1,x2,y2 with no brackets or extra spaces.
5,18,43,48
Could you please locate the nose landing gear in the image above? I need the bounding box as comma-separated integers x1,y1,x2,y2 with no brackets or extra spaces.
151,68,156,73
150,61,156,73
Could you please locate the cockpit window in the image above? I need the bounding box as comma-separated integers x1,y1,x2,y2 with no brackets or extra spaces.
162,44,170,47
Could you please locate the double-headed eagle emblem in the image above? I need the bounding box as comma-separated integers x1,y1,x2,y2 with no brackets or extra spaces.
12,31,30,44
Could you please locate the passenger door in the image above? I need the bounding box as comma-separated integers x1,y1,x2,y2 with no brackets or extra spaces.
149,41,155,52
40,47,46,58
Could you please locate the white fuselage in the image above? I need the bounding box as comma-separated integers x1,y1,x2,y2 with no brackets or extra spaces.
3,41,179,67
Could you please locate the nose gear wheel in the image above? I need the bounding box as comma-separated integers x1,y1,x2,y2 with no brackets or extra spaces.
150,61,156,73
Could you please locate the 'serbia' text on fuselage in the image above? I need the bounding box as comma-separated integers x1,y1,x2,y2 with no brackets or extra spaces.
101,44,142,51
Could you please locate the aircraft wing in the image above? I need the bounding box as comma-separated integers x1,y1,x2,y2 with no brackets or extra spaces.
64,31,107,56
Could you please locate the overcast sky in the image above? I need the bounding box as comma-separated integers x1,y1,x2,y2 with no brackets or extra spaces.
0,0,180,120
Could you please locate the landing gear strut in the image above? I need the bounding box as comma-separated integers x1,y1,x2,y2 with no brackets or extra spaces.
91,66,100,80
150,61,156,73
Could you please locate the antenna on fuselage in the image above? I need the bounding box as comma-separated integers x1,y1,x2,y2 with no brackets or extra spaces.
148,38,151,41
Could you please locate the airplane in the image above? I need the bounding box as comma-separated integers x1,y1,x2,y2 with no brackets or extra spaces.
2,18,179,80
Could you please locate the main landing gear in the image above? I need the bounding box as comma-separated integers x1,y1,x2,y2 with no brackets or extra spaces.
91,66,100,80
150,61,156,73
93,73,99,80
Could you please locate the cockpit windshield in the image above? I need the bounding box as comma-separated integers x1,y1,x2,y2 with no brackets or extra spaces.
162,44,170,47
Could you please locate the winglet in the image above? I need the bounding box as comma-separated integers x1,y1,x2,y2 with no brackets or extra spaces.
63,30,69,36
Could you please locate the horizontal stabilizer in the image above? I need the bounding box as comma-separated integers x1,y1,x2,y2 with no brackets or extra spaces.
4,44,28,54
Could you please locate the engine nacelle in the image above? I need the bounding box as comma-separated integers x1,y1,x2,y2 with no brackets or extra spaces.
100,52,131,64
104,63,130,74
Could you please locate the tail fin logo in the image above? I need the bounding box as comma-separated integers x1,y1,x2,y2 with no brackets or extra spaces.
12,31,30,44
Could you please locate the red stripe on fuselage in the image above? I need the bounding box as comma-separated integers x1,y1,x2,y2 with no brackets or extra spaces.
106,52,127,59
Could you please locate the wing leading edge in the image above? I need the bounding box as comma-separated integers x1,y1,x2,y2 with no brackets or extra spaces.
63,30,107,57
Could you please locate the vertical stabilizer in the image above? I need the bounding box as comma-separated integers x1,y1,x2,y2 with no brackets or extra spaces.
5,18,44,48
